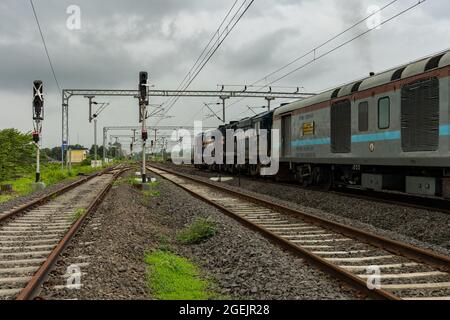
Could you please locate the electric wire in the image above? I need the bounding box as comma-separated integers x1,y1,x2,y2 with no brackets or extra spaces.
29,0,61,93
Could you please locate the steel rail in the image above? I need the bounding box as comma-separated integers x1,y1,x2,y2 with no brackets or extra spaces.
15,166,128,300
0,166,117,225
147,163,450,300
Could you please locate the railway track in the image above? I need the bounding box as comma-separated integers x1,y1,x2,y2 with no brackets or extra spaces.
147,163,450,300
0,165,127,300
176,165,450,215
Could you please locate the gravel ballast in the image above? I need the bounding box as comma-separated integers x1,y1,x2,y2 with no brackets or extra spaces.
40,170,357,300
158,163,450,255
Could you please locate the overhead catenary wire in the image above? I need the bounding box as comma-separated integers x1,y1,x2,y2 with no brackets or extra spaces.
29,0,61,93
225,0,400,111
267,0,427,86
160,0,255,123
228,0,428,119
157,0,255,125
162,0,240,110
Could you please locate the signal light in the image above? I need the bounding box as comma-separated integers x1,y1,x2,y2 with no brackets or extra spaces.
32,131,40,143
139,71,149,104
142,130,148,141
33,80,44,120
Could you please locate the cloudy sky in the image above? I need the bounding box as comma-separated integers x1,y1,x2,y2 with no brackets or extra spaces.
1,0,449,148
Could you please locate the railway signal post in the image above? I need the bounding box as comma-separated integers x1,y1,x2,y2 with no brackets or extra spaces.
32,80,45,189
139,71,149,183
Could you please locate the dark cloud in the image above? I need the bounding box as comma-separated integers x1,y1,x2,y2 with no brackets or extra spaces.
0,0,449,147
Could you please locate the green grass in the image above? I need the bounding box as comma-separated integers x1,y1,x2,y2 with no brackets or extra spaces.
141,181,161,198
145,250,217,300
113,177,138,187
0,194,13,203
0,163,111,204
177,217,217,245
143,190,161,197
71,208,86,222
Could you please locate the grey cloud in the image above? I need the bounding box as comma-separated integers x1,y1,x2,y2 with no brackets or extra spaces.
0,0,449,148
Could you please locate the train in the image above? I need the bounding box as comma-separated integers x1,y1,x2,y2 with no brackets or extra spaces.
194,49,450,199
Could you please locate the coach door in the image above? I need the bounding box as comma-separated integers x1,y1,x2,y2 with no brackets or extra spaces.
331,100,351,153
281,115,292,157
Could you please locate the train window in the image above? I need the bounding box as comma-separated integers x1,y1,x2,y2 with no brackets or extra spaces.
378,97,390,129
358,102,369,132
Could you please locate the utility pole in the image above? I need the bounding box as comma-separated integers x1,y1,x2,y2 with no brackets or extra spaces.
93,116,98,162
220,96,229,124
86,95,98,163
139,71,149,183
85,96,109,167
130,129,136,160
32,80,44,184
103,128,107,164
265,97,275,111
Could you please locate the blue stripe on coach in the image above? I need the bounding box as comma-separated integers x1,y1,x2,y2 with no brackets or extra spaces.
291,125,450,147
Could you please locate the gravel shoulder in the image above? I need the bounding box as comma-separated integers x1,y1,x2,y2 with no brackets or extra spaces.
40,169,357,300
158,163,450,256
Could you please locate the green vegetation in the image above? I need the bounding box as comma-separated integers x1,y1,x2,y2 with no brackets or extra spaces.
142,181,161,197
0,129,34,181
71,208,86,222
0,128,121,205
157,234,174,252
113,177,137,187
143,190,161,197
145,251,218,300
0,163,108,204
177,217,217,245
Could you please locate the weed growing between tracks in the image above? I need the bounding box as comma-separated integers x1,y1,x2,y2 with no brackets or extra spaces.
140,181,161,203
145,250,221,300
177,217,217,245
71,208,86,222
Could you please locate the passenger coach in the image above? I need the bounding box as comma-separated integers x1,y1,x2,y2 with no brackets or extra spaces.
273,50,450,198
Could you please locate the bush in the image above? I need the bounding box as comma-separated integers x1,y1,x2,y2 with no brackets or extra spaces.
0,129,34,181
177,217,217,244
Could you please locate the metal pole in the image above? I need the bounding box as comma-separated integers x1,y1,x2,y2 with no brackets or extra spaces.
103,128,107,164
94,118,98,162
36,143,40,182
219,96,229,124
265,97,275,111
222,98,226,124
61,97,64,169
142,105,147,183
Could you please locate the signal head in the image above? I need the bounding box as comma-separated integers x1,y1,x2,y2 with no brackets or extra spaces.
33,80,44,120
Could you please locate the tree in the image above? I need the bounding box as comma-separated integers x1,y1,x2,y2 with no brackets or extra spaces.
41,147,62,162
0,129,35,181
